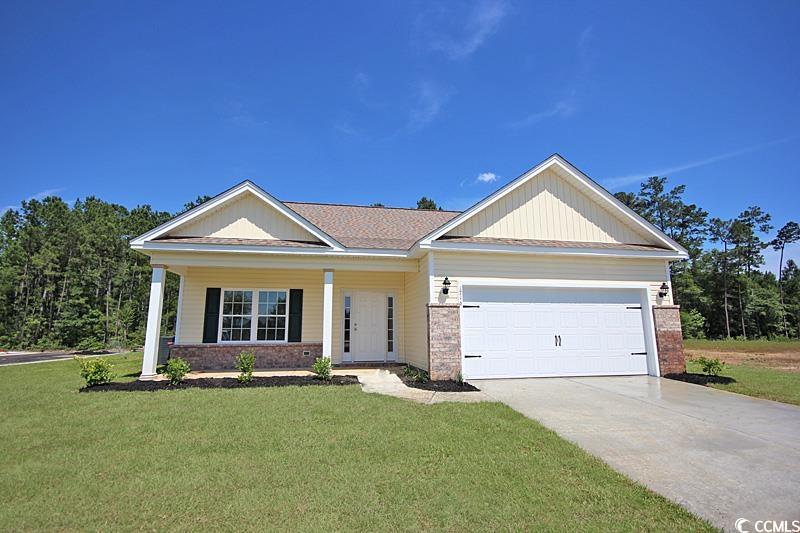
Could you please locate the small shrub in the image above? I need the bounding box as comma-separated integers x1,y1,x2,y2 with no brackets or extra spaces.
312,357,332,381
695,356,725,376
455,372,464,386
235,351,255,383
165,357,191,385
75,356,115,387
403,365,429,383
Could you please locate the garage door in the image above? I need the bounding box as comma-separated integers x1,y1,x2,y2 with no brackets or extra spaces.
461,286,649,379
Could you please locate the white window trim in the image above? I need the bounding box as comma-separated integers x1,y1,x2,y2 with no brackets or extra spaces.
217,288,290,344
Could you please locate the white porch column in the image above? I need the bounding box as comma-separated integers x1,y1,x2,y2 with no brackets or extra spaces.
322,269,334,359
141,265,167,380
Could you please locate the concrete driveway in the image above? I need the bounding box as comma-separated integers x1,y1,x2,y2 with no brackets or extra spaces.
0,351,112,366
478,376,800,531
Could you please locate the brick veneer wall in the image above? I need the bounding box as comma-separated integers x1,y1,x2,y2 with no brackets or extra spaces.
170,343,322,370
427,304,461,380
652,305,686,375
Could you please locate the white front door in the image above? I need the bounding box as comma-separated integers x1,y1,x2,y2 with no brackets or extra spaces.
350,291,387,362
461,286,649,379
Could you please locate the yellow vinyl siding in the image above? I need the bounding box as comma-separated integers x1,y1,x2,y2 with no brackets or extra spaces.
446,169,653,245
176,267,412,365
402,256,429,370
177,267,324,345
431,252,672,306
171,192,318,241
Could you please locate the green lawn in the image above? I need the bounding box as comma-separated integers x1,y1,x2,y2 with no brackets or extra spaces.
0,354,710,531
684,338,800,353
686,359,800,406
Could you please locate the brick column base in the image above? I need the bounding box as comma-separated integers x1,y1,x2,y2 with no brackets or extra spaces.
652,305,686,375
427,304,461,381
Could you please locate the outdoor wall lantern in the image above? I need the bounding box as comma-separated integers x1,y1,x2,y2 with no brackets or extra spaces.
442,277,451,295
658,282,669,298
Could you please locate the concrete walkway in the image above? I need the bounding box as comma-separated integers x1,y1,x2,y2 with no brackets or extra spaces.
357,369,490,404
478,376,800,531
183,368,491,404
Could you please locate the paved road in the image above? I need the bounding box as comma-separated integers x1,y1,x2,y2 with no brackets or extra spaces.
0,351,111,366
478,376,800,532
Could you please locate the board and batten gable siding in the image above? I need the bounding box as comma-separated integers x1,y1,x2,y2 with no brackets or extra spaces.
431,252,673,307
402,256,430,370
170,192,318,242
445,169,653,245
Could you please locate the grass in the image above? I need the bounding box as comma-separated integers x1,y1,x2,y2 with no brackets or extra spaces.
686,359,800,406
0,354,711,531
684,338,800,353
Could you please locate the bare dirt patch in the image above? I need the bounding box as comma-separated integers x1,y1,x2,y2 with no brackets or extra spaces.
685,349,800,373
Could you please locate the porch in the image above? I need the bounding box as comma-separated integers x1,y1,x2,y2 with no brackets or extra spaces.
140,262,429,378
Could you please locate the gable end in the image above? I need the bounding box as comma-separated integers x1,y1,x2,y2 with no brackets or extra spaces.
445,168,652,244
421,154,688,255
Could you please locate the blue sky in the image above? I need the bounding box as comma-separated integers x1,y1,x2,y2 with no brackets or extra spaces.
1,0,798,269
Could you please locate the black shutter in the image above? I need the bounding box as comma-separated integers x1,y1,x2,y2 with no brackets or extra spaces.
288,289,303,342
202,288,221,343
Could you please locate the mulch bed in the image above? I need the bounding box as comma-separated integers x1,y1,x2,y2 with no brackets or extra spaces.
665,373,737,386
81,375,359,392
399,377,480,392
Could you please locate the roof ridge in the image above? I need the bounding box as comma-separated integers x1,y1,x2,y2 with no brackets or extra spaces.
283,199,461,214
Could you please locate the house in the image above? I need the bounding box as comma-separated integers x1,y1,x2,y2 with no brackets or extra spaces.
131,154,688,381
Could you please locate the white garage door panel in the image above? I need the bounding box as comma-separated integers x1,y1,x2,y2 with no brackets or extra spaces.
462,287,648,379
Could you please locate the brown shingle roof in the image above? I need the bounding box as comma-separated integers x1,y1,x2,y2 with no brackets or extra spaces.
436,236,671,251
155,204,669,253
154,236,328,248
284,202,460,250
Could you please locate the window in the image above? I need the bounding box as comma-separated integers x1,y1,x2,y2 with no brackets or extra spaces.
221,290,253,341
220,289,288,342
343,295,351,353
387,296,394,353
257,290,288,341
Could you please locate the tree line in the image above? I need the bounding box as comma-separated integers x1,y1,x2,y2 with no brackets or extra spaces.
614,177,799,339
0,184,796,350
0,197,209,350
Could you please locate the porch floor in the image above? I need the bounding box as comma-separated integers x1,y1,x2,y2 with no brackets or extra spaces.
335,362,403,369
